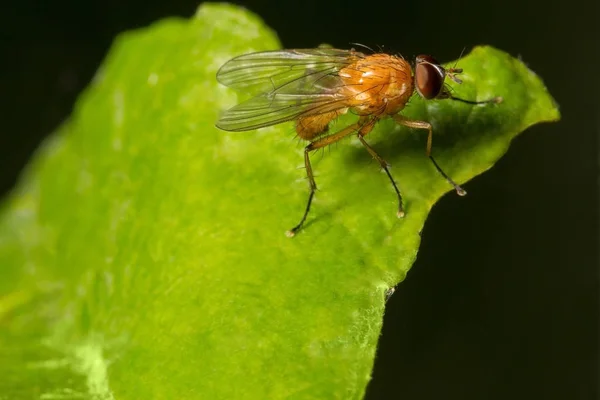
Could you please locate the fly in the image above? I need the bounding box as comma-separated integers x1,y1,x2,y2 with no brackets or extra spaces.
215,48,502,237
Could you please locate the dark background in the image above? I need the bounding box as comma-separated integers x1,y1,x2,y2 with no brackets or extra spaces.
1,0,597,399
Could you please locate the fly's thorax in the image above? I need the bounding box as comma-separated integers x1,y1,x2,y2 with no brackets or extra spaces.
339,54,413,116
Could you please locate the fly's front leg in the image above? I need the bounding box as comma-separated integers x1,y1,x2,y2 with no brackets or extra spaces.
286,122,362,237
392,114,466,196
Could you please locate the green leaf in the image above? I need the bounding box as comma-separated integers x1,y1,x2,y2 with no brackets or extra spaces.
0,3,559,399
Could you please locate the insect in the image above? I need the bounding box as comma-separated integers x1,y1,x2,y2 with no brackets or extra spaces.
215,48,502,237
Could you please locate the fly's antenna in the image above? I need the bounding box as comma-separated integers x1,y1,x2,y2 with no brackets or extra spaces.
453,46,467,70
349,42,376,54
447,46,467,84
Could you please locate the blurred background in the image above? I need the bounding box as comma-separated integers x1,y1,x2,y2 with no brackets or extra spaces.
1,0,597,399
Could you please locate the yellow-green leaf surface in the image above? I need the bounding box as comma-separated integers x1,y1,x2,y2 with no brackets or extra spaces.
0,3,559,399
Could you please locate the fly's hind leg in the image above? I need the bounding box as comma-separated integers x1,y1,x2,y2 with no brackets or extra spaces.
392,114,466,195
286,121,362,237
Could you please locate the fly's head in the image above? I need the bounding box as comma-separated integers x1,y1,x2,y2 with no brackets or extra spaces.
414,55,463,101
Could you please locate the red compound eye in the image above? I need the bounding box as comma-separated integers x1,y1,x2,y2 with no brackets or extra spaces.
415,55,446,100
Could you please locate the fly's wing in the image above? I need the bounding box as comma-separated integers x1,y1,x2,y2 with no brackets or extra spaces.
216,49,366,132
217,48,362,94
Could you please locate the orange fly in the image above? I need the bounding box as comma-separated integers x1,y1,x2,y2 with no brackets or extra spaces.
215,48,502,237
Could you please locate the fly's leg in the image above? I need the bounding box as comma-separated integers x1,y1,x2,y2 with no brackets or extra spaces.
392,114,466,196
449,95,503,105
356,131,405,218
285,148,318,238
286,121,363,237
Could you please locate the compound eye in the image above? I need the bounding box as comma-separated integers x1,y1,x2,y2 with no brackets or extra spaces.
415,55,445,99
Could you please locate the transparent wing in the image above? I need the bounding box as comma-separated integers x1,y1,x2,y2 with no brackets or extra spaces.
216,48,363,94
216,49,366,131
